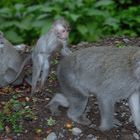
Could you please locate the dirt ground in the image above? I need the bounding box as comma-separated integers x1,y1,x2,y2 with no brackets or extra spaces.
0,36,140,140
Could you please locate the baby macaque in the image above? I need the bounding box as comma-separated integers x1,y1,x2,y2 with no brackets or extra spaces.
8,18,72,94
49,46,140,131
31,18,72,94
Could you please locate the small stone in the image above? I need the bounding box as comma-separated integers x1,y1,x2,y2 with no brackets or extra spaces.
89,124,96,128
133,133,139,140
35,128,42,134
86,134,97,140
25,106,29,109
58,132,64,138
72,127,82,136
46,132,57,140
65,122,73,129
91,137,97,140
13,44,26,51
128,116,132,122
25,97,30,101
123,38,130,43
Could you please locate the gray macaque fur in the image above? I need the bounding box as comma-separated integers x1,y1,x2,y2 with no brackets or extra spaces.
31,18,72,94
0,32,26,87
9,19,72,95
8,19,72,94
49,46,140,131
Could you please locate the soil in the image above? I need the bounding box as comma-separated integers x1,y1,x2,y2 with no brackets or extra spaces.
0,36,140,140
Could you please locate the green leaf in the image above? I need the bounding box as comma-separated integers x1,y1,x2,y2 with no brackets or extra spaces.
95,0,113,7
0,122,4,131
26,5,43,13
15,4,24,10
104,17,119,30
77,25,88,35
69,13,80,21
41,20,52,34
86,9,108,17
15,15,33,30
5,30,24,44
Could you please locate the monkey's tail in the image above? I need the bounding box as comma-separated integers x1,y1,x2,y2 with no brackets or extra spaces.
9,55,32,85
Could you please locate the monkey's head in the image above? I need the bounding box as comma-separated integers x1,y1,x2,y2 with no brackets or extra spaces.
53,18,70,40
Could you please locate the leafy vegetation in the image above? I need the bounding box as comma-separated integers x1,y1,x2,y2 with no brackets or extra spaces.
0,94,36,133
0,0,140,44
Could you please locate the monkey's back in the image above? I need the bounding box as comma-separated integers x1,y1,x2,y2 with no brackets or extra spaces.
58,47,140,100
1,46,22,71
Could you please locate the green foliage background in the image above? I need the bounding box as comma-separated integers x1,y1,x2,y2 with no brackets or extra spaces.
0,0,140,44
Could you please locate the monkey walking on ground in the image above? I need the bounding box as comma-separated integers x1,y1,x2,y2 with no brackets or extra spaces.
48,46,140,131
9,18,72,95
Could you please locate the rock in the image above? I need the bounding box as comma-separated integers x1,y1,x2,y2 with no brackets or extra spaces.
123,38,130,44
133,133,139,140
45,132,57,140
58,132,64,139
128,116,132,122
86,134,97,140
72,127,82,136
13,44,26,51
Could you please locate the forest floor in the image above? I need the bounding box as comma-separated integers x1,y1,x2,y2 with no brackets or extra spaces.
0,36,140,140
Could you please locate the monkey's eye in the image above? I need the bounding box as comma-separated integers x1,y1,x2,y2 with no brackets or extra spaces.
61,29,66,33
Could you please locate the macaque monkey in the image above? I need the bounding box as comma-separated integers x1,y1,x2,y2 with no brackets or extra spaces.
31,18,72,94
0,31,27,87
48,46,140,131
9,18,72,94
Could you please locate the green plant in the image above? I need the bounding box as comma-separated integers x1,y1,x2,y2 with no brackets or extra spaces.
0,94,36,133
47,117,56,126
0,0,140,44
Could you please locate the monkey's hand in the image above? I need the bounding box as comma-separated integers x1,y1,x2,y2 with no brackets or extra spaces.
61,46,72,57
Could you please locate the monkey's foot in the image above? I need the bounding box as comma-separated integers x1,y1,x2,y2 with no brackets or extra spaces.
99,121,114,131
135,122,140,131
78,115,91,125
48,104,61,116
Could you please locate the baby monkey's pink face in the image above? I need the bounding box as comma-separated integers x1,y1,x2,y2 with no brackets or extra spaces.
56,24,69,40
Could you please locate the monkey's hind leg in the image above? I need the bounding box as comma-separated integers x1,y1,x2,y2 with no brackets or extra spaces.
48,93,69,116
40,60,50,92
4,69,23,86
98,95,115,131
66,90,90,125
31,62,42,95
128,92,140,131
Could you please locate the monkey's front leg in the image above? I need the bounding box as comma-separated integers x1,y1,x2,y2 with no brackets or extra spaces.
128,92,140,131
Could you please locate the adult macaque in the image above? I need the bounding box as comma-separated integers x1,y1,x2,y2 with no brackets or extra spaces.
0,31,27,87
48,46,140,131
31,18,72,94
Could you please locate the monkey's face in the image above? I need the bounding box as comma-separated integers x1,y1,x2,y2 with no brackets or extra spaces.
56,24,69,40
